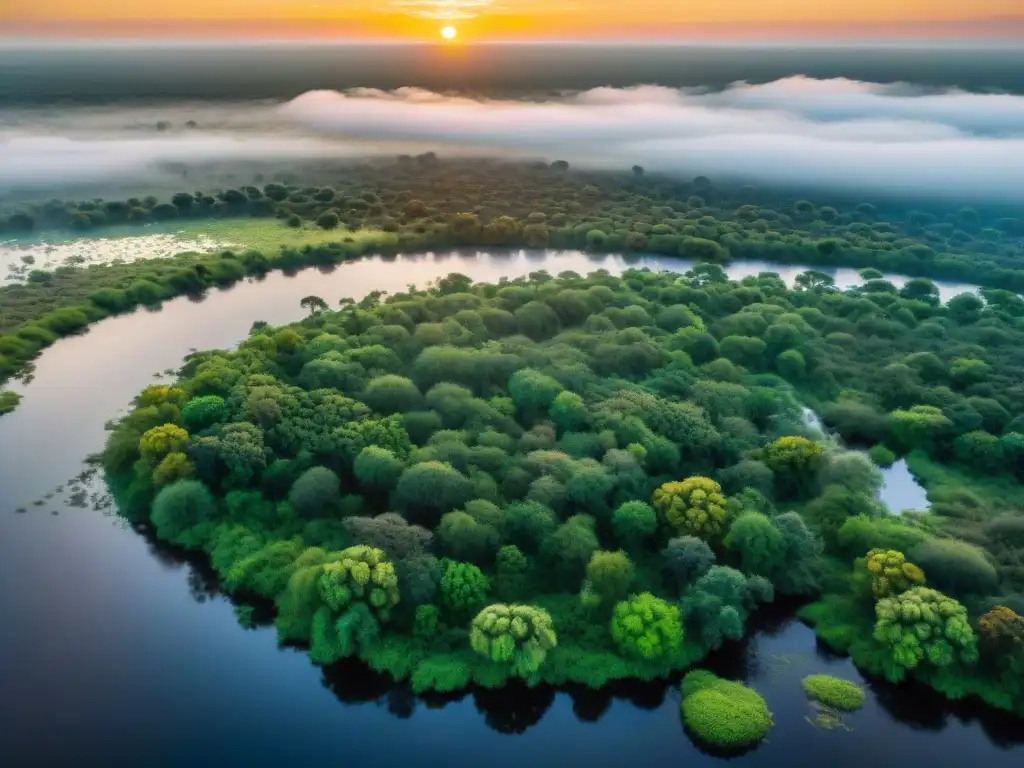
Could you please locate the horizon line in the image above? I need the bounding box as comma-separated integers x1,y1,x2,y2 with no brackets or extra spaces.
2,36,1023,47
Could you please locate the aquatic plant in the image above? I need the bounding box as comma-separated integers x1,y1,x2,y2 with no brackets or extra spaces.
801,674,866,711
680,671,773,749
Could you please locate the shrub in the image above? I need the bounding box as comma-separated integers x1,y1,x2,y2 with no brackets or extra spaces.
862,548,926,598
439,560,490,612
651,476,730,541
873,587,978,681
910,539,998,597
139,423,189,464
761,436,824,498
180,395,227,431
801,675,865,711
316,211,340,229
868,444,897,467
610,592,683,661
680,671,773,749
413,604,440,638
318,545,400,619
288,467,341,519
583,550,635,605
151,479,216,542
469,603,557,676
663,536,716,592
353,446,405,489
611,500,658,546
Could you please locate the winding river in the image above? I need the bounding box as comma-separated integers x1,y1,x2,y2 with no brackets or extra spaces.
1,249,1019,766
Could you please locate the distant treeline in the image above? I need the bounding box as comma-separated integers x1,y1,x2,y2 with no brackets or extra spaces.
3,156,1024,404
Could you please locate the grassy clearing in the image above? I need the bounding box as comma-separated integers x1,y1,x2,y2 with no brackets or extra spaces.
2,219,391,285
173,219,390,252
907,450,1024,515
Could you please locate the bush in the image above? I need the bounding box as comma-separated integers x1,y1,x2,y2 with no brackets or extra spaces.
663,536,716,592
868,444,897,467
862,548,926,598
288,467,341,519
180,395,227,431
583,550,635,605
469,603,557,676
439,560,490,613
801,675,865,711
139,424,189,464
319,545,401,619
151,479,216,542
873,587,978,681
652,476,730,541
610,592,683,661
353,446,405,489
316,211,340,229
611,500,658,546
910,539,999,597
680,671,773,749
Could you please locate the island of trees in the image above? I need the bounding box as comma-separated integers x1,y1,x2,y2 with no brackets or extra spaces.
99,266,1024,724
3,157,1023,414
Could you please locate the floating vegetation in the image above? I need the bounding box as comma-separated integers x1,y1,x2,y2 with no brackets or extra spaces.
66,489,89,509
806,702,854,732
0,230,234,285
802,675,867,711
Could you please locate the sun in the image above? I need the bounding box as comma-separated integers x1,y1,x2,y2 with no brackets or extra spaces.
441,26,458,41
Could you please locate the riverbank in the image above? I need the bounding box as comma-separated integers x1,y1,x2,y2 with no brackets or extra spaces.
0,234,984,418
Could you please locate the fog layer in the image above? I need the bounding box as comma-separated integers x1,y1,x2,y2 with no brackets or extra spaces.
2,77,1022,202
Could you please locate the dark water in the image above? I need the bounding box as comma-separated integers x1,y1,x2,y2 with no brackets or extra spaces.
2,43,1024,103
1,250,1021,766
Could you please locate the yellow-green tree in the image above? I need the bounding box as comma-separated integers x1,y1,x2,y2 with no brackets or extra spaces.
139,423,189,464
761,435,825,498
873,587,977,681
863,549,925,598
469,603,557,676
652,476,729,540
152,452,196,486
318,545,400,621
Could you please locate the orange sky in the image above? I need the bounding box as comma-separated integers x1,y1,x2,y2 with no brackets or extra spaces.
4,0,1023,39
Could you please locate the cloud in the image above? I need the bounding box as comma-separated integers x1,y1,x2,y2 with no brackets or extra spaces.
274,79,1024,200
1,77,1022,202
0,135,376,189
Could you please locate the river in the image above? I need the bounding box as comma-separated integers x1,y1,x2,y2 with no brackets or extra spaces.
0,249,1018,766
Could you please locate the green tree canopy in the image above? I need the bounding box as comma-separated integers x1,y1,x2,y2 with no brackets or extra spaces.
610,592,683,661
469,603,557,676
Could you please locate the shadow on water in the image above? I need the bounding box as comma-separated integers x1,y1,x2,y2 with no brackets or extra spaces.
121,510,1024,750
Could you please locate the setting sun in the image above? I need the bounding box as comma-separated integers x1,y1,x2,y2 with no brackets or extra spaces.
440,25,457,40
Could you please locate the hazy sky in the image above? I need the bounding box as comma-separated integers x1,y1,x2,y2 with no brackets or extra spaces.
5,0,1023,39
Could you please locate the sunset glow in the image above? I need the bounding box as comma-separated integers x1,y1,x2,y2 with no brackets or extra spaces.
441,25,458,40
2,0,1022,40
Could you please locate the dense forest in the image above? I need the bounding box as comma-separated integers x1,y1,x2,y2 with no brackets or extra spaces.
99,266,1024,728
3,157,1024,409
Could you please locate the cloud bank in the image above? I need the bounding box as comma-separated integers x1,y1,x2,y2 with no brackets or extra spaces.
2,77,1023,202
